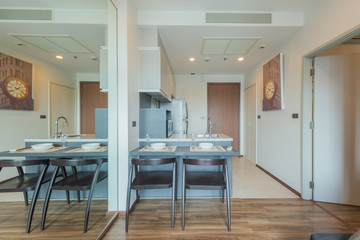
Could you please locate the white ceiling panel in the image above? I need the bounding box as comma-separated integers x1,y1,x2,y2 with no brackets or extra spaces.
202,39,230,55
225,39,259,55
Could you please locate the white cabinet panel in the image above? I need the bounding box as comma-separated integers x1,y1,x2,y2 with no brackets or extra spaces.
139,47,175,100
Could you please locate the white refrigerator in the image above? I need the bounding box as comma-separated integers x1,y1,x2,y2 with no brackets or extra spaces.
161,98,188,134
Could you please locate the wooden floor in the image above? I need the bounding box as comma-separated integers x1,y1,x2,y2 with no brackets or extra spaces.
103,199,360,240
0,199,111,239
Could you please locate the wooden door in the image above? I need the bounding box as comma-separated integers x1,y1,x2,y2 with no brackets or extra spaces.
80,82,108,134
208,83,240,151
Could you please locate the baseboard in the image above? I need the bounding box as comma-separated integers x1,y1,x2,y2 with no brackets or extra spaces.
96,211,119,240
256,164,301,197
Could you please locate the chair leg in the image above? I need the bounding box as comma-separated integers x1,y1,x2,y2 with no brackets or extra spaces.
174,161,178,201
83,163,102,233
26,164,49,234
171,162,176,228
16,167,29,206
181,162,186,230
41,166,60,231
23,191,29,206
135,166,140,203
71,166,81,203
125,164,134,232
224,161,231,232
61,166,70,204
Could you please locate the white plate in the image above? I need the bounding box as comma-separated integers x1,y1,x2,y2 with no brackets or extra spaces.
81,143,101,150
198,142,214,150
151,143,166,150
31,143,53,151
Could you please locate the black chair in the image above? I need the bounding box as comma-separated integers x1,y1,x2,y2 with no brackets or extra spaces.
182,158,231,231
41,158,107,233
126,157,177,232
0,159,50,233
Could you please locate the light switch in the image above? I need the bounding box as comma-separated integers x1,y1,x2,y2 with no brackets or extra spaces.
132,121,136,127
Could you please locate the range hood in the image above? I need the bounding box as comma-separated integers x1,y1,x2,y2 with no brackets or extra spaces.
139,89,171,102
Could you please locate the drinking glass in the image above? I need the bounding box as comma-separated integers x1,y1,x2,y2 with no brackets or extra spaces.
191,134,195,146
60,134,67,147
145,134,151,146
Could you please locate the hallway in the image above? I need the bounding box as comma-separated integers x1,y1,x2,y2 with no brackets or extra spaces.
232,157,299,199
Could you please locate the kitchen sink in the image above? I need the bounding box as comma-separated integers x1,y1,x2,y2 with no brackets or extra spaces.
196,134,220,138
64,134,85,137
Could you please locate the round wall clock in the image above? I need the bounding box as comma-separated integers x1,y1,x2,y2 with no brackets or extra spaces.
1,76,29,100
264,78,276,101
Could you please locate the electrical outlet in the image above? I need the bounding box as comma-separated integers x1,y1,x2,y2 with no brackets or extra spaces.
292,113,299,119
257,115,261,119
40,115,46,119
132,121,136,127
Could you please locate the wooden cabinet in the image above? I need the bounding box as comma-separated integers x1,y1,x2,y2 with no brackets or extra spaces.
139,47,175,101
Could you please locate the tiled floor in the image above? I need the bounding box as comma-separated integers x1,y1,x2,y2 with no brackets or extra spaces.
232,157,299,198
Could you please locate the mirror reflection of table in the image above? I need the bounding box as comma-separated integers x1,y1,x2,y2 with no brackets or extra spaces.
0,147,108,200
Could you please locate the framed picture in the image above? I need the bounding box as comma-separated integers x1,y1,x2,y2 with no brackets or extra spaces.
263,53,284,111
0,53,34,110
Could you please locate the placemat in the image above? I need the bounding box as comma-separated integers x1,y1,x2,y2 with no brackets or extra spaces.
9,146,68,153
65,146,108,153
190,146,225,152
139,146,177,152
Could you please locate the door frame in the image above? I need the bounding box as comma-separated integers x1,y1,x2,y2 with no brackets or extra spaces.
302,26,360,200
244,84,257,164
207,82,241,153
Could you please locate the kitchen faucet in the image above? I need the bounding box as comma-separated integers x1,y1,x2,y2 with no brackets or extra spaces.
55,116,68,139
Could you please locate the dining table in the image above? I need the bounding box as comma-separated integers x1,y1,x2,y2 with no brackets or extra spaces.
129,145,240,198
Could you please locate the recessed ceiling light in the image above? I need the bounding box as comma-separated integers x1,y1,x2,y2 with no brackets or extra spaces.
56,55,63,60
238,57,244,61
189,57,195,62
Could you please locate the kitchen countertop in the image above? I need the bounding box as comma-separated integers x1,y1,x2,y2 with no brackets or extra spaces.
139,133,233,142
25,134,108,143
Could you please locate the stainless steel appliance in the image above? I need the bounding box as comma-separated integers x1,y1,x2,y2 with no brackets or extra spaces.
161,98,188,134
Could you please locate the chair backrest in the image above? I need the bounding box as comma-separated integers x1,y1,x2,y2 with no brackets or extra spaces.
183,158,226,166
0,159,49,167
131,158,175,166
50,158,107,167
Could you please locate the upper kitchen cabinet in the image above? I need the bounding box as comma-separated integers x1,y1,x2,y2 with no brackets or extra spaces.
138,28,175,101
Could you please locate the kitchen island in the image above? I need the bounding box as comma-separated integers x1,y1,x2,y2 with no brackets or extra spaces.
25,134,107,148
139,133,234,147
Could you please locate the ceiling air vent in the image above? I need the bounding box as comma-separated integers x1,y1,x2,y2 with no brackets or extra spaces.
0,9,52,21
206,12,271,24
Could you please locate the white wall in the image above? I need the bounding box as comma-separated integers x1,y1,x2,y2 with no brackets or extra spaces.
0,50,76,201
314,53,360,205
175,74,245,154
244,0,360,193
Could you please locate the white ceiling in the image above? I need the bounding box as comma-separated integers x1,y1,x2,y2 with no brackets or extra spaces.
135,0,314,75
0,0,316,75
132,0,313,12
0,0,106,74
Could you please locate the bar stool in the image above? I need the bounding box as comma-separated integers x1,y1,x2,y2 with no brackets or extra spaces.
0,159,50,233
41,158,107,233
181,158,231,231
126,157,177,232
